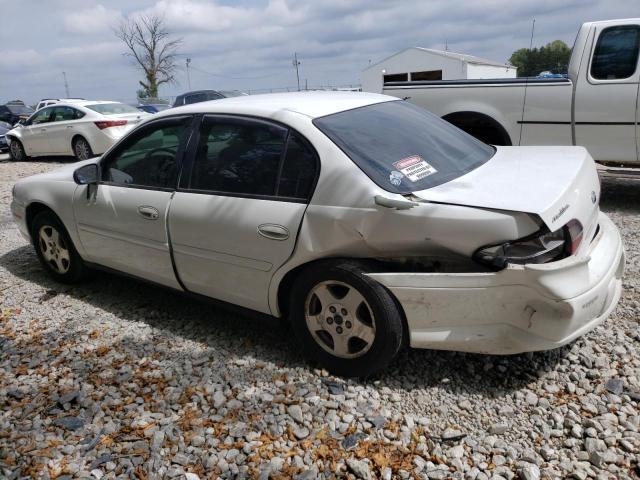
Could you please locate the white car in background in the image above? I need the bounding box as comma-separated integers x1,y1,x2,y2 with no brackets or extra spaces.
10,92,625,377
6,101,149,161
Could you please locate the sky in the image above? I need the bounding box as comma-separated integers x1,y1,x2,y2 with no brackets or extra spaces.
1,0,638,105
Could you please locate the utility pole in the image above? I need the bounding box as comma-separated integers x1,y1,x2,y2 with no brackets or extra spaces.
186,58,192,90
62,71,70,97
292,52,301,91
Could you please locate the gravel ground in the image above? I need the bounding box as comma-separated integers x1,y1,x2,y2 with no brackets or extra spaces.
0,159,638,480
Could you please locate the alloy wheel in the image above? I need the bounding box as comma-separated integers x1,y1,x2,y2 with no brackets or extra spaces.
38,225,71,274
304,280,376,359
10,141,23,161
75,139,91,160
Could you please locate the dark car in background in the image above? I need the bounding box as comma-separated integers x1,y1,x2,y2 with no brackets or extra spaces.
0,121,11,151
172,89,247,108
0,102,34,126
136,104,171,114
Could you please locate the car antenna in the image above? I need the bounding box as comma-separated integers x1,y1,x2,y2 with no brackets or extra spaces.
518,18,535,146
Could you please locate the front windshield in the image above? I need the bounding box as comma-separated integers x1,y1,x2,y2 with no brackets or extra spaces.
313,100,494,193
86,103,141,115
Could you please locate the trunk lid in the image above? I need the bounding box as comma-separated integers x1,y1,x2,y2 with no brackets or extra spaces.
412,146,600,233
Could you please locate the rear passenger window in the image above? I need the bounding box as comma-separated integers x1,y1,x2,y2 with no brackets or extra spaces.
190,118,287,196
591,25,640,80
277,133,317,200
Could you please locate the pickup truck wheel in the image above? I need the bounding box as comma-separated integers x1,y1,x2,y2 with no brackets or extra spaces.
73,137,93,161
9,139,28,161
289,261,404,377
31,211,87,283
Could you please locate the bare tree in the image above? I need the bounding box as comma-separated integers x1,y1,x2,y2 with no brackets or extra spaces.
115,15,182,99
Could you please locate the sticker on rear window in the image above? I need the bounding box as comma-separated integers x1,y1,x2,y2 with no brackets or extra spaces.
393,155,437,182
389,170,403,186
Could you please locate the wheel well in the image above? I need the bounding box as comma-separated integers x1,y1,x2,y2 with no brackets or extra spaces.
71,134,86,148
442,111,512,146
25,202,55,237
276,258,411,348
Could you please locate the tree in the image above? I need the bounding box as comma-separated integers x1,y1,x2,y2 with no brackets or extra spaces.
509,40,571,77
116,15,182,98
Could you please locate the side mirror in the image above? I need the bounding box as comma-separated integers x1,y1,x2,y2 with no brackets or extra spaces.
73,163,99,185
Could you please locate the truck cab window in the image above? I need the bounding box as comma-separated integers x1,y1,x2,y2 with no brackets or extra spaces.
591,25,640,80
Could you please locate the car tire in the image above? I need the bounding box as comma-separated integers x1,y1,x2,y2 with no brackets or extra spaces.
73,137,93,161
289,260,404,377
9,139,28,161
31,210,88,283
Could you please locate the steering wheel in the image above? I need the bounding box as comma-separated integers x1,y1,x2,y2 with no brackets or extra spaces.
143,147,176,183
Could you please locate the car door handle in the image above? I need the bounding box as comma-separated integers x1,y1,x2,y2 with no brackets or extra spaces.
66,125,73,129
257,224,289,241
137,205,159,220
40,128,46,132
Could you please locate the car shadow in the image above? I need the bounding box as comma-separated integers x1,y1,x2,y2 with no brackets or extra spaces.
0,244,568,397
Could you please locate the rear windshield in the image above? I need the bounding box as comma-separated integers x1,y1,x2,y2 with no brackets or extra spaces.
313,101,494,193
86,103,140,115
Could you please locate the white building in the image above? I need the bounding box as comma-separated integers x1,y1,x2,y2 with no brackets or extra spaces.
361,47,517,93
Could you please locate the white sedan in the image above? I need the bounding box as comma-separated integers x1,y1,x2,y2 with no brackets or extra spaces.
6,101,149,161
10,92,624,377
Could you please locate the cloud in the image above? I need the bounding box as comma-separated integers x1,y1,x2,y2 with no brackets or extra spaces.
3,0,640,104
64,4,123,34
0,50,43,73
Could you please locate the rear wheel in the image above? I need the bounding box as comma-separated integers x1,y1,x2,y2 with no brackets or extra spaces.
31,210,87,283
289,261,404,377
9,139,28,161
73,137,93,161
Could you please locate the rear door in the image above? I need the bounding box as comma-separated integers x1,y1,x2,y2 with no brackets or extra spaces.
47,106,85,154
574,23,640,163
169,115,319,314
73,116,193,288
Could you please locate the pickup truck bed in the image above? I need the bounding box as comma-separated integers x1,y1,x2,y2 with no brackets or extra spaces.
384,77,573,147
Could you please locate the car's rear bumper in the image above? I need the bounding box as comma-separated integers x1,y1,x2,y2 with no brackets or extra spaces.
368,212,624,354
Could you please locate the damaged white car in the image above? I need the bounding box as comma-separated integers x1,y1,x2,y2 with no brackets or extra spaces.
11,92,624,376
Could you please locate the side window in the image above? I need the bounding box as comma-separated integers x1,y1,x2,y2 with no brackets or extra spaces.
591,25,640,80
73,108,85,120
190,118,287,196
102,121,187,189
277,133,318,200
31,108,53,125
51,107,79,122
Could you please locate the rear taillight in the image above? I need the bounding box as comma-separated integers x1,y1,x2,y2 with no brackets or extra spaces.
565,219,583,254
474,219,583,270
94,120,127,129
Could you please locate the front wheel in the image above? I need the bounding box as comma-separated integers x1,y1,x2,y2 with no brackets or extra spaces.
9,139,28,161
73,137,93,161
31,210,88,283
289,261,404,377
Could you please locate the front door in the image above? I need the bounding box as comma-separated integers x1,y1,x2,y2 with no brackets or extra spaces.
574,23,640,163
169,115,319,314
22,107,54,155
73,116,193,288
